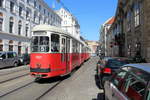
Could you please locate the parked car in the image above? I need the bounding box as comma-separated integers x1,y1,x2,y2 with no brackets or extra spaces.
19,53,30,65
96,57,130,87
0,51,19,68
104,63,150,100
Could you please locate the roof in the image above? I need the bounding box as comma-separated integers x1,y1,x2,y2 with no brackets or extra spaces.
32,25,65,33
124,63,150,73
106,17,115,25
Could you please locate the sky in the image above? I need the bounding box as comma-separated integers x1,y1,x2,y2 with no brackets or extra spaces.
44,0,118,41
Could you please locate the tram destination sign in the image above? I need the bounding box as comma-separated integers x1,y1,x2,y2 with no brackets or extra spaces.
33,31,47,35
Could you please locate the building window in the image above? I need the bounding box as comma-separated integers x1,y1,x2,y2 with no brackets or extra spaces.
25,24,29,37
34,0,36,8
33,11,36,22
39,15,42,24
19,6,23,16
9,40,13,51
48,13,50,17
48,19,50,25
18,20,22,35
0,44,3,51
39,5,41,11
44,18,46,24
27,0,29,4
134,2,140,27
9,17,14,33
44,9,46,14
10,1,15,13
0,0,4,8
26,10,29,20
0,40,3,51
127,11,131,31
0,12,3,31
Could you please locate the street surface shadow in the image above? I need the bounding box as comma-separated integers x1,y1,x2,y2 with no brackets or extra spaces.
92,92,105,100
94,74,101,89
35,76,67,84
35,66,82,84
0,66,19,70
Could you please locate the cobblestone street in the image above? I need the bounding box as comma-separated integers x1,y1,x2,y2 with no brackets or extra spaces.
41,56,104,100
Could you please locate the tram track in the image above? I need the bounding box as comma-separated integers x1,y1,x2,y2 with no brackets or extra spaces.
0,75,67,100
36,80,63,100
0,70,30,84
0,74,35,97
0,65,29,76
0,62,88,100
0,73,29,84
0,81,35,97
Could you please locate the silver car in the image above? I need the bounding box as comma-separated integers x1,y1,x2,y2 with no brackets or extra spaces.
104,63,150,100
0,51,19,68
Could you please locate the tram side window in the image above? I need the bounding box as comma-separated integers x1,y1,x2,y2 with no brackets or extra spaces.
51,34,60,52
72,39,76,53
61,38,65,53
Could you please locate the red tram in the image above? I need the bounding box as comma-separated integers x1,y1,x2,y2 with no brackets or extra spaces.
30,25,91,78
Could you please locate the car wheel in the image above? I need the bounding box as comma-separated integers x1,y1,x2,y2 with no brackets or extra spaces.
14,62,18,67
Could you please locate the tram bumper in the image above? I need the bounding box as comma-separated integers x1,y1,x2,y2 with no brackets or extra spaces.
30,68,51,78
30,68,51,73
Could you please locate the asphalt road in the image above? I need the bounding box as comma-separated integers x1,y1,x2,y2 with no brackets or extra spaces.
0,56,104,100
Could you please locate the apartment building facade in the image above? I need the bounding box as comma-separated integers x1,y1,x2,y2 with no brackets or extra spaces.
99,17,115,56
108,0,150,62
56,8,80,39
0,0,61,55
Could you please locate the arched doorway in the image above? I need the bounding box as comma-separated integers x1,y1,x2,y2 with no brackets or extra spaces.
9,40,13,51
0,39,3,51
18,42,21,56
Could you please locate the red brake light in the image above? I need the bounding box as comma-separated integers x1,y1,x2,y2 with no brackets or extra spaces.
103,68,111,74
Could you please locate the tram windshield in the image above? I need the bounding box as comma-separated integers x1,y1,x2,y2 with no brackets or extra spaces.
31,36,49,52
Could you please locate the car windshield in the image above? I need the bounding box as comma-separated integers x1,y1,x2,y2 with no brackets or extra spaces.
106,59,127,68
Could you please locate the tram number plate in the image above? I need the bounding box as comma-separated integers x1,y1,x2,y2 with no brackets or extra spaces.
35,74,42,77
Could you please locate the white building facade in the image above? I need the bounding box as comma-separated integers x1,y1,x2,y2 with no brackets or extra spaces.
0,0,61,55
56,8,80,39
99,17,114,56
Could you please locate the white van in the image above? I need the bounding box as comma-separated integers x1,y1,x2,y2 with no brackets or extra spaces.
0,51,19,68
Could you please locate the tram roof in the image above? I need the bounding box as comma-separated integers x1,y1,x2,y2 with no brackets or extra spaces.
32,25,88,46
32,25,67,34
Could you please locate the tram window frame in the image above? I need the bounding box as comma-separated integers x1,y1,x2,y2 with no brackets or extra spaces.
66,38,70,53
51,33,60,53
72,39,76,53
31,36,49,52
61,37,66,53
